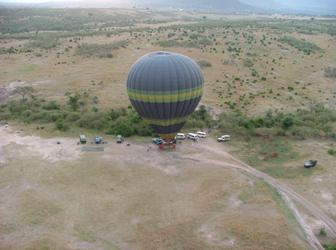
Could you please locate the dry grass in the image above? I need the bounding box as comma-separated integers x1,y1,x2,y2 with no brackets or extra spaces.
1,13,336,115
0,127,309,249
1,9,336,249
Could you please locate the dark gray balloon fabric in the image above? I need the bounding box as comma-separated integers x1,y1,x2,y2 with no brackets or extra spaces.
127,51,204,138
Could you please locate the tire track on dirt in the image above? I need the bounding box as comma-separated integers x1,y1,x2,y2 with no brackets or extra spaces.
195,143,336,250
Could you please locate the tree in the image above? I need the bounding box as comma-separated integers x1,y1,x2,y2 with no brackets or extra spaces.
111,121,134,137
13,86,35,101
7,47,16,58
65,92,80,111
282,116,294,129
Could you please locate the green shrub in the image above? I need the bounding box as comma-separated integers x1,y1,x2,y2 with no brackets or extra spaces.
65,93,80,111
157,40,181,47
279,36,322,55
197,60,212,68
108,120,134,137
56,120,69,131
243,58,254,67
64,112,81,123
217,105,336,139
42,101,60,110
324,244,336,250
328,149,336,156
325,67,336,78
75,40,128,58
2,90,336,140
25,34,59,50
185,105,214,129
76,112,108,130
22,110,33,118
198,37,213,46
282,116,294,129
319,227,327,236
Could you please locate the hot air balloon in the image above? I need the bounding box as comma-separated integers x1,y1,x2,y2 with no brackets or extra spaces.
127,51,204,148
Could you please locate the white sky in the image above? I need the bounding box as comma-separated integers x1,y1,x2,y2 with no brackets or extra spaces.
2,0,335,10
4,0,81,2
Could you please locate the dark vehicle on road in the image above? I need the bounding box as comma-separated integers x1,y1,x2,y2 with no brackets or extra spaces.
153,138,164,145
304,160,317,168
95,136,103,144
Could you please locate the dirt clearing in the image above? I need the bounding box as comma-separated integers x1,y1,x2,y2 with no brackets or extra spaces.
0,126,309,249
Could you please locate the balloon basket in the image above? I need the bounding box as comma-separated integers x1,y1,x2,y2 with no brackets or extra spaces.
159,140,176,150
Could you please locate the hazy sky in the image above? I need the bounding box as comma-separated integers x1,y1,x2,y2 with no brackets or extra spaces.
4,0,81,2
2,0,335,11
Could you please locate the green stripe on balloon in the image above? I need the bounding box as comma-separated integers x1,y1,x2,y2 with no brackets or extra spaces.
128,85,203,95
127,85,203,103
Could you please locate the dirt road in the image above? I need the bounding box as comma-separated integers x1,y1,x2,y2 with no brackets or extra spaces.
195,142,336,250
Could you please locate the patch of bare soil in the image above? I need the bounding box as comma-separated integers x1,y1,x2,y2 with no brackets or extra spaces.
0,81,26,102
0,126,81,164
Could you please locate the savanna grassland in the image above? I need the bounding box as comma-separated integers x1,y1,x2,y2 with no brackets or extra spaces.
1,9,336,114
1,8,336,250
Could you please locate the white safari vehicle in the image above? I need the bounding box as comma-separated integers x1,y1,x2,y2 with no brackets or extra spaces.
196,131,207,138
217,135,231,142
175,133,186,140
187,133,198,141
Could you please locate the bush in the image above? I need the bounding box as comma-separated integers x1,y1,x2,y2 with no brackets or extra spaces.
328,149,336,156
64,112,81,123
108,120,134,137
157,37,212,48
217,105,336,139
279,36,322,55
198,37,213,46
157,40,181,47
185,105,214,129
25,34,59,50
325,67,336,78
243,58,254,67
282,116,294,129
197,60,212,68
2,90,336,140
324,244,336,250
75,40,128,58
42,101,60,110
319,227,327,236
76,112,108,130
56,120,69,131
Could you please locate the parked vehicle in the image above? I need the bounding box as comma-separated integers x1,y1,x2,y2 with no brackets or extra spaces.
116,135,124,144
95,136,103,144
175,133,186,140
304,160,317,168
187,133,198,141
79,135,87,144
217,135,231,142
153,138,164,145
196,131,207,138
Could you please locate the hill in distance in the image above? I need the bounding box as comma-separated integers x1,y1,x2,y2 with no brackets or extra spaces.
131,0,256,12
0,0,335,15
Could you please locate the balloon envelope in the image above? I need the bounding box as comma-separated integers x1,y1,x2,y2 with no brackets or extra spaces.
127,51,204,139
